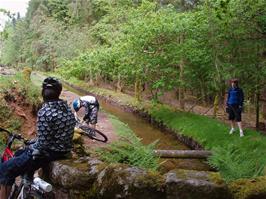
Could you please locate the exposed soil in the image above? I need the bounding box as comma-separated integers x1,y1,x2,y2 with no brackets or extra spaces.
10,102,36,137
5,89,37,138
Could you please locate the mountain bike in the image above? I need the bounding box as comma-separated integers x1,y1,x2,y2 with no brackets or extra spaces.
0,127,53,199
75,120,108,143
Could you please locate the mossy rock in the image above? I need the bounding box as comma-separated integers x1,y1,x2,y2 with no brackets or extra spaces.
93,163,165,199
73,132,82,143
22,67,32,81
165,169,232,199
229,176,266,199
72,131,88,156
49,159,93,190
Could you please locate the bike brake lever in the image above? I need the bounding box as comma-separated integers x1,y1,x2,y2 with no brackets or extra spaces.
14,133,23,140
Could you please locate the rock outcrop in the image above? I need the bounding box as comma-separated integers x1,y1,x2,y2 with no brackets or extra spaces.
47,157,232,199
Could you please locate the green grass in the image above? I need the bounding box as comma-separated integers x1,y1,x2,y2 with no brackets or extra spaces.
95,113,160,171
44,72,266,181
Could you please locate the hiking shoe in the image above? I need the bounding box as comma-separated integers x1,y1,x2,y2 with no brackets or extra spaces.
229,128,235,135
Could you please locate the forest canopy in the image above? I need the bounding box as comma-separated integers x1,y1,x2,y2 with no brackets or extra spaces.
0,0,265,107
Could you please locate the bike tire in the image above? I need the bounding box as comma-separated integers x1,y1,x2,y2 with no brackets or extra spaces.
8,184,20,199
9,183,44,199
79,126,108,143
18,187,44,199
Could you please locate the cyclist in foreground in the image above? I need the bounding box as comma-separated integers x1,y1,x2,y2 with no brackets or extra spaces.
0,77,76,199
72,95,99,130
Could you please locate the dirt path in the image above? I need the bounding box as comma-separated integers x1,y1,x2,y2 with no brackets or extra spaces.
60,89,118,148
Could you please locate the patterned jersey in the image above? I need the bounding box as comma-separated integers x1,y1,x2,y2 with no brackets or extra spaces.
31,100,76,153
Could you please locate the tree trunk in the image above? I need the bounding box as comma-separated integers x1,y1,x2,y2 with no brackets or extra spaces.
213,95,219,118
116,74,123,92
256,91,260,130
179,59,185,110
262,89,266,121
89,68,94,85
200,82,206,105
134,78,142,101
153,150,212,159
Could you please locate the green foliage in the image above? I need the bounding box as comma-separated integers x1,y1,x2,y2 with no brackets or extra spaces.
97,139,159,171
47,0,72,23
1,0,265,101
209,145,266,182
96,114,159,171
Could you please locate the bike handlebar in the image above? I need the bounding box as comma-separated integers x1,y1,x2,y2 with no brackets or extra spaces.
0,127,29,144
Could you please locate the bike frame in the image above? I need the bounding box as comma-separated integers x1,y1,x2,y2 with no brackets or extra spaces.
1,128,16,163
0,128,53,198
2,147,14,162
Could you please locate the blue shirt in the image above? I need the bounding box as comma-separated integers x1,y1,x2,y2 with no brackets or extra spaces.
227,87,244,106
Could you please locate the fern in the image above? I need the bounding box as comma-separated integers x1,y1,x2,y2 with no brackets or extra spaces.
208,145,266,182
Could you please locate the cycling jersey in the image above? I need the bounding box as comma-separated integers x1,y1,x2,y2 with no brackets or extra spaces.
31,100,76,153
79,96,99,125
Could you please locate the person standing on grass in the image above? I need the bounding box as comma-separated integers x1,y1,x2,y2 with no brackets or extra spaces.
225,78,244,137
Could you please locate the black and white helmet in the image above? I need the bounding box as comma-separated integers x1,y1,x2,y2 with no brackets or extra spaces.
42,77,62,93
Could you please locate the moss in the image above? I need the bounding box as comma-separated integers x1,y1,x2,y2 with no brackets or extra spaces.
94,163,130,197
73,132,82,143
58,159,89,172
229,176,266,199
136,170,164,188
167,169,225,186
22,67,32,81
209,172,225,185
95,162,108,172
69,190,95,199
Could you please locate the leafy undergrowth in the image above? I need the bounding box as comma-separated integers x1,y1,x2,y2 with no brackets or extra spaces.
95,114,159,171
44,74,266,182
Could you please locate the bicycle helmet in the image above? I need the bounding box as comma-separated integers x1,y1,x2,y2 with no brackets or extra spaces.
73,99,81,112
42,77,62,93
230,78,239,83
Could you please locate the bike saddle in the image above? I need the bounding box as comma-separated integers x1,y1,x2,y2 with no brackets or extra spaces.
32,149,49,160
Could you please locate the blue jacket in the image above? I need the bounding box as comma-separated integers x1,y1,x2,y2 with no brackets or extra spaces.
226,87,244,106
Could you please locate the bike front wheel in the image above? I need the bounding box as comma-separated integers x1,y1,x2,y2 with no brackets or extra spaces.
79,126,108,143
